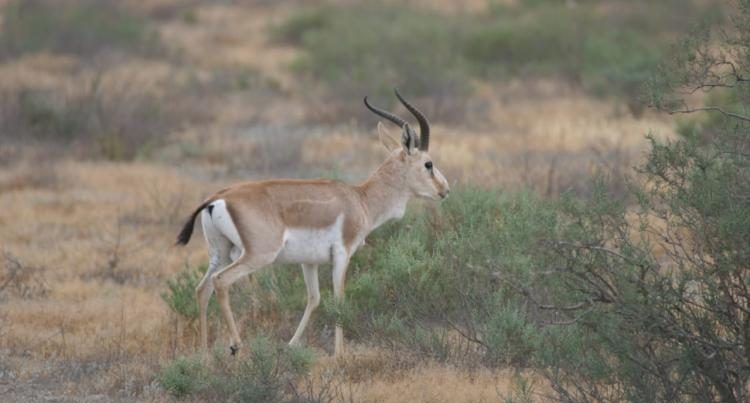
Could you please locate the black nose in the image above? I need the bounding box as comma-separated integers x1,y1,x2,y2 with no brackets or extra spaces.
439,189,450,199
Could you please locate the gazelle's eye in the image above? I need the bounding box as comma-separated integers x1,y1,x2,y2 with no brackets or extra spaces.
425,161,433,170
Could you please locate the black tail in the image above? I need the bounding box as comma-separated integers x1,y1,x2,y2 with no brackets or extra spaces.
175,200,212,246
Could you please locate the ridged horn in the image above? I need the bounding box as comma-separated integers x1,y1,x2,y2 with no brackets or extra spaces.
394,88,430,151
364,96,407,128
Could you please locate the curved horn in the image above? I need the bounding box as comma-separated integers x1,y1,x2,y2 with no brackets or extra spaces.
364,96,407,128
394,88,430,151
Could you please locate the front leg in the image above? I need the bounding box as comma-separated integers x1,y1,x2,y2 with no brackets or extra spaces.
331,245,350,356
288,264,320,346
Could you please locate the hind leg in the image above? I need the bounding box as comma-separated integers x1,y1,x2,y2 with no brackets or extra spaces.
232,246,256,291
199,199,284,355
212,249,279,354
196,210,233,350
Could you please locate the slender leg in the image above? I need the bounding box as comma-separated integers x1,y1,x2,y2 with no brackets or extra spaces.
196,257,223,351
212,251,277,355
197,214,232,351
230,246,263,319
230,246,255,289
331,245,350,356
289,264,320,346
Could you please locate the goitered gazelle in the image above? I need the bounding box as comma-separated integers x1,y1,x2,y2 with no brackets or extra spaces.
175,89,450,356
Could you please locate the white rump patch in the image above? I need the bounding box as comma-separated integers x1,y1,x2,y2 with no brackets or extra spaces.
275,214,345,265
201,199,243,252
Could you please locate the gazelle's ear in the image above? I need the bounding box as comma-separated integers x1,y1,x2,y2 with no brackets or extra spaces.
377,122,401,152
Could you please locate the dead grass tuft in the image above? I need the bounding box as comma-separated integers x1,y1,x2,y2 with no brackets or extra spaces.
0,252,49,300
0,159,61,193
307,348,539,403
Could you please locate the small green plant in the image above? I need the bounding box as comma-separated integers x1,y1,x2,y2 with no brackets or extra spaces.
500,372,536,403
158,354,209,397
232,336,314,403
159,336,315,402
162,264,216,321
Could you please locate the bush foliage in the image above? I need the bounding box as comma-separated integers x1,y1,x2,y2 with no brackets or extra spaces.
275,0,720,116
0,79,170,160
159,336,314,402
1,0,156,58
162,264,217,321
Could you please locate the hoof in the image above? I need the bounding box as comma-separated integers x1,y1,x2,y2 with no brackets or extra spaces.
229,344,239,356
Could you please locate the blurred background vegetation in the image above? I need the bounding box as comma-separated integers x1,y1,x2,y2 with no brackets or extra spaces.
2,1,749,402
0,0,721,161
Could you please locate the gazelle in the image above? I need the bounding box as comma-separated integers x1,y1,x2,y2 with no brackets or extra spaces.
175,89,449,356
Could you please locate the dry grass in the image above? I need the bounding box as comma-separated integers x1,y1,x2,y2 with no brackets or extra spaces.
307,347,543,403
0,160,205,401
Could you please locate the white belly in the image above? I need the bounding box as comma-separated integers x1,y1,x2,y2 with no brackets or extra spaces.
274,214,344,264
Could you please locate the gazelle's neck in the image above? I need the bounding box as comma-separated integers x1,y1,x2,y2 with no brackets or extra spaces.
357,156,411,232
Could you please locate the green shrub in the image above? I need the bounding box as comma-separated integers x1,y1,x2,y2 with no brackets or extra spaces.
159,336,314,402
271,8,330,46
232,337,313,403
278,1,720,112
0,75,175,160
581,31,661,102
463,2,672,105
1,0,156,57
159,354,209,397
309,188,561,364
483,302,540,366
275,3,471,120
526,4,750,400
14,88,84,141
162,264,217,321
463,4,591,79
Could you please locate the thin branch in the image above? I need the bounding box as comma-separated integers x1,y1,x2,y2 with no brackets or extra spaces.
542,307,594,326
445,318,487,348
668,106,750,123
553,240,651,278
539,301,588,311
686,82,741,94
492,270,594,312
717,60,748,83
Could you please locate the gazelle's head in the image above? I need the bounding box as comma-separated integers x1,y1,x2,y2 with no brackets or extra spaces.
364,89,450,201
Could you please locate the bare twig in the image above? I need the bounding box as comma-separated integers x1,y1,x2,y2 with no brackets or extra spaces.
550,240,649,269
538,301,588,311
445,318,487,349
668,106,750,123
1,251,49,298
542,309,593,326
